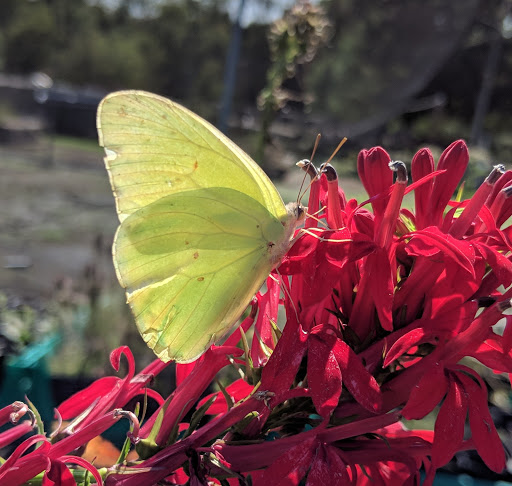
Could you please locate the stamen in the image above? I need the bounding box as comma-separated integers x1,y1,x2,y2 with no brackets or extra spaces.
497,299,512,313
322,163,344,229
114,409,141,444
487,164,505,184
296,159,319,180
503,185,512,198
297,160,320,229
376,161,408,248
449,165,505,238
322,164,337,182
389,161,408,183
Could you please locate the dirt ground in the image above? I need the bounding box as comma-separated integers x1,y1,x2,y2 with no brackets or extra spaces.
0,138,119,300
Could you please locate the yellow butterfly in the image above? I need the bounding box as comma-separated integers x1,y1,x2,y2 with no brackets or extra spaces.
97,91,304,363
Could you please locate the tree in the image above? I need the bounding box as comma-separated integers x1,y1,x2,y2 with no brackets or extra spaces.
3,1,57,73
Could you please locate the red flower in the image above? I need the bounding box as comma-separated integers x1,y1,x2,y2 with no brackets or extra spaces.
58,346,167,428
420,139,469,227
0,435,51,486
198,378,254,415
8,139,512,485
146,345,243,446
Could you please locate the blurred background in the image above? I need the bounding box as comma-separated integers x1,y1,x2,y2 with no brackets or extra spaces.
0,0,512,482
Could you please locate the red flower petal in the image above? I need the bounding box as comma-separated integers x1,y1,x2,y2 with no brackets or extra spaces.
457,372,505,472
154,347,241,445
260,316,308,395
252,277,280,367
384,328,435,368
0,435,50,484
175,362,197,387
305,171,322,230
0,454,50,486
487,170,512,208
431,376,467,468
401,362,448,420
110,346,135,377
306,444,349,485
429,140,469,227
469,335,512,372
0,421,34,449
367,248,394,331
49,411,122,460
502,315,512,354
411,148,434,230
474,242,512,289
57,376,119,419
406,226,475,278
261,436,317,486
308,330,342,418
357,147,393,221
58,456,103,485
324,169,346,229
197,378,254,415
449,166,504,238
333,340,382,412
42,460,76,486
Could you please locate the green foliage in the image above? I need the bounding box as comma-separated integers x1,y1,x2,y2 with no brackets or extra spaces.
52,29,153,88
0,292,59,357
306,0,481,123
2,0,510,144
2,1,57,72
409,112,470,146
1,0,233,111
142,0,231,110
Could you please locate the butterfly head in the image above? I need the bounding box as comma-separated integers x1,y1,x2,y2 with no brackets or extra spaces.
267,202,306,266
283,201,307,241
286,202,307,227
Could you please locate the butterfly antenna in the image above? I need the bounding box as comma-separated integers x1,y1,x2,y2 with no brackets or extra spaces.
297,162,320,205
296,134,322,205
311,133,321,163
319,137,348,173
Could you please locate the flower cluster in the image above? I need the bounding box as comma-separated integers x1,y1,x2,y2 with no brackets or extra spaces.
2,139,512,485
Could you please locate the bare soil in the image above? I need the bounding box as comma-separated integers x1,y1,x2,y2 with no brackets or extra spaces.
0,138,119,300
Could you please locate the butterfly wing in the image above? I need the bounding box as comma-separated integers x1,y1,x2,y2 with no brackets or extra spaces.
97,91,296,363
114,187,287,363
97,90,287,222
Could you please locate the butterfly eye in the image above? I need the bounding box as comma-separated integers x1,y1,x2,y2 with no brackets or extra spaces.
293,204,307,226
